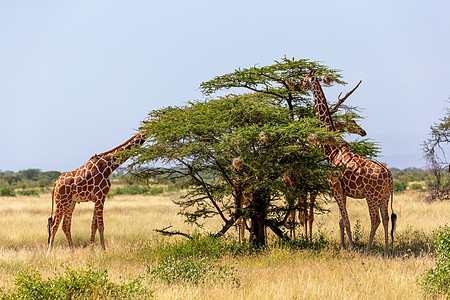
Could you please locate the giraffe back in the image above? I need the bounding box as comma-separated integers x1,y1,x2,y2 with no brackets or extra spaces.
326,144,392,199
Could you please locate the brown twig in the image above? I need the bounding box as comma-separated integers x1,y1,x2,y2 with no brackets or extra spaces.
154,225,192,239
331,80,362,112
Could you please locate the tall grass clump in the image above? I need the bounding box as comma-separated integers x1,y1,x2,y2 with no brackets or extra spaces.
420,225,450,298
0,266,152,300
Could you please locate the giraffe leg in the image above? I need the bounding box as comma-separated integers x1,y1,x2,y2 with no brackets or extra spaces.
61,201,76,249
91,201,106,250
47,206,64,256
330,181,353,250
308,203,314,242
289,210,296,239
299,210,307,239
238,217,245,243
380,194,391,256
365,198,381,254
90,211,98,247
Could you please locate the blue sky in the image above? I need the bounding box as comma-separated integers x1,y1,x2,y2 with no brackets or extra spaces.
1,1,449,172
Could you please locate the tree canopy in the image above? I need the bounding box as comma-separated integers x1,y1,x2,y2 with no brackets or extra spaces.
124,57,380,246
423,104,450,201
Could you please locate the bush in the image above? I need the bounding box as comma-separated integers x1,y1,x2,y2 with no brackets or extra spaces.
16,189,39,197
409,183,423,190
147,234,251,261
0,266,151,300
108,185,164,197
149,256,239,286
0,186,15,197
393,179,408,193
420,225,450,297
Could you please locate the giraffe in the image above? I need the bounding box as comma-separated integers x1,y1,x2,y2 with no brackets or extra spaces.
299,72,397,256
282,120,366,242
231,157,254,243
47,132,146,254
231,157,268,244
283,170,317,241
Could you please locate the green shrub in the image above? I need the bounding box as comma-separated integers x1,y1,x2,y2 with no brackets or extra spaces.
0,186,15,197
16,189,39,197
149,256,239,286
393,179,408,193
420,225,450,297
109,185,164,197
148,234,251,261
409,183,423,190
0,266,152,300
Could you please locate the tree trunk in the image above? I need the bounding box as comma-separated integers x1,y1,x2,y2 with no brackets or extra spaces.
248,189,269,247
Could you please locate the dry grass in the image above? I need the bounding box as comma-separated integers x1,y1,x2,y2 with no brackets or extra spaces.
0,190,448,299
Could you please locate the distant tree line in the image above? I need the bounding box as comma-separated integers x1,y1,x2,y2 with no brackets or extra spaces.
0,166,431,197
0,169,61,189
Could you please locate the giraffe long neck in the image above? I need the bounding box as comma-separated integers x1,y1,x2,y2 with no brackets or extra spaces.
92,132,146,174
312,79,336,131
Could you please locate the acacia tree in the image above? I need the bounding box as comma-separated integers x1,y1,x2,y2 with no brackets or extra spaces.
423,104,450,201
125,57,379,246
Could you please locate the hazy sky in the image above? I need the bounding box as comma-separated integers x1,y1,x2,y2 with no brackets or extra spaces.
1,1,449,172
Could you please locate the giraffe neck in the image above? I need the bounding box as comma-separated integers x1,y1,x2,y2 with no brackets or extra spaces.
312,79,336,131
91,132,146,175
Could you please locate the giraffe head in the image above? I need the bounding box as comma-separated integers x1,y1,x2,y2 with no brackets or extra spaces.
299,71,334,89
334,119,367,136
298,71,316,89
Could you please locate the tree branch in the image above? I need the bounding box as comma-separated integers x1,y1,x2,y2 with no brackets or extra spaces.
154,226,192,239
331,80,362,112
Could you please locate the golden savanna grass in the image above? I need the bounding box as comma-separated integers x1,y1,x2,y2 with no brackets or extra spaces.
0,190,448,299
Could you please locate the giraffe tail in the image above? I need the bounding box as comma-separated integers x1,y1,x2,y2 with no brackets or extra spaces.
47,189,54,244
390,190,397,243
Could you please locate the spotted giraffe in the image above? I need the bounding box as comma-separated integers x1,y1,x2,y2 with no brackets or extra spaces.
47,132,146,254
299,72,397,256
282,120,366,242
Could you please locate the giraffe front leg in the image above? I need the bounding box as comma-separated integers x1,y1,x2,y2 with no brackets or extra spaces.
330,181,353,250
96,200,106,250
90,210,98,247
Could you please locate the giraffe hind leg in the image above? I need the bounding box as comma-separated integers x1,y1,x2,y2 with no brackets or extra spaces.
380,195,391,256
47,207,64,255
61,202,76,249
365,199,381,254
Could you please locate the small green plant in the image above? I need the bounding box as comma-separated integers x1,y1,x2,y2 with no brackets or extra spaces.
420,225,450,297
0,266,152,300
149,256,239,286
0,186,15,197
409,183,423,190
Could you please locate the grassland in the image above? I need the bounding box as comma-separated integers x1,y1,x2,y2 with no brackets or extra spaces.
0,190,448,299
